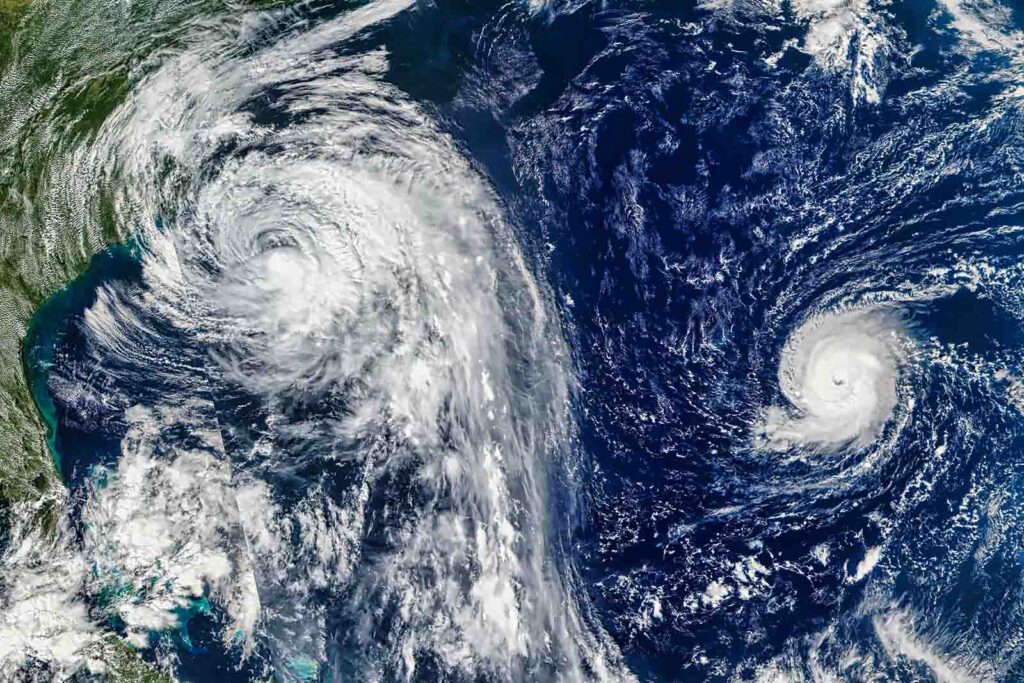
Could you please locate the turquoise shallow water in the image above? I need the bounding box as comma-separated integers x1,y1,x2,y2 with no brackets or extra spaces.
11,0,1024,681
23,244,144,481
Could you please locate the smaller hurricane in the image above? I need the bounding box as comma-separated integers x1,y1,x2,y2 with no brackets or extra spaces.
757,308,908,451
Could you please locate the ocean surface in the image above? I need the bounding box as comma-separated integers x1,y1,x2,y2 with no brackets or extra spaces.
6,0,1024,680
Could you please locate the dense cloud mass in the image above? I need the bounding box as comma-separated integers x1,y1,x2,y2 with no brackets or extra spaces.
4,0,1024,681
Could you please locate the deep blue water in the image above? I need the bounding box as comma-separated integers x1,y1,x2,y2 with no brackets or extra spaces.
24,245,142,485
23,0,1024,680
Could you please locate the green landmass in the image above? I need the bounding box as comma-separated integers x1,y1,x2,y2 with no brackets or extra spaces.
88,636,173,683
0,0,293,678
0,0,297,511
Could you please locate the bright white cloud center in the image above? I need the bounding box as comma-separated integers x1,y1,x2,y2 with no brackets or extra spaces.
757,308,907,451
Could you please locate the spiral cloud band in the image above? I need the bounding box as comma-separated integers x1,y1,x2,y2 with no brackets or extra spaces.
757,308,908,452
0,3,626,680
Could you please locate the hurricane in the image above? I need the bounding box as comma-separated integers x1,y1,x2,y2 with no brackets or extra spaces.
0,1,623,679
4,0,1024,681
757,307,910,451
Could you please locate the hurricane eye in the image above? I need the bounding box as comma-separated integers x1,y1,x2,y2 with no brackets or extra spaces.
756,309,908,451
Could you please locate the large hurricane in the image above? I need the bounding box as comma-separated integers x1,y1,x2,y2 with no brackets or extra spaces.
4,0,1024,681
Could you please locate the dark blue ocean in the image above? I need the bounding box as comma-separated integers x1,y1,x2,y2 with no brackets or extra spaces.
20,0,1024,680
